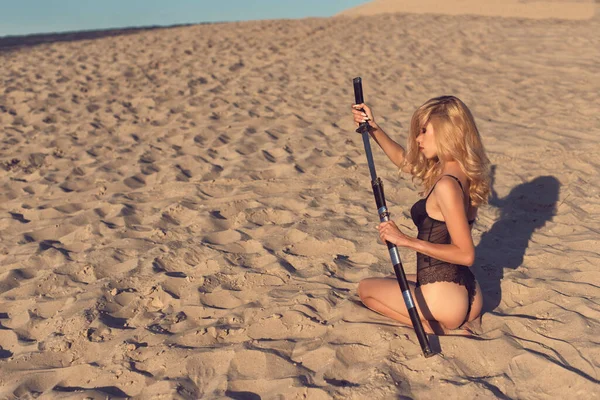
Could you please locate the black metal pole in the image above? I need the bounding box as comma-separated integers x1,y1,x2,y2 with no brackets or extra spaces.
353,77,435,358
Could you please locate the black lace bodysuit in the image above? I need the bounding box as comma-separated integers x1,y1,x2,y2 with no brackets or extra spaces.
410,175,476,327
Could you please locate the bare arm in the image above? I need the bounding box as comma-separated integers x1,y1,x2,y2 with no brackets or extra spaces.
368,124,406,169
352,103,406,169
378,177,475,266
408,234,475,267
408,178,475,266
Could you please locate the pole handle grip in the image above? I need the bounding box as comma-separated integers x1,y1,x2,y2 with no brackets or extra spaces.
353,77,369,133
353,77,365,105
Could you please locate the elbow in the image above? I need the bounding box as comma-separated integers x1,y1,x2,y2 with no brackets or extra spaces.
463,250,475,267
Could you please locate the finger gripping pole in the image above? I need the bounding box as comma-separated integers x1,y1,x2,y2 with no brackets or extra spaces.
353,77,435,358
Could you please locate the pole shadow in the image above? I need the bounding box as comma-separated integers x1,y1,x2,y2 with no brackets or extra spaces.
473,166,560,314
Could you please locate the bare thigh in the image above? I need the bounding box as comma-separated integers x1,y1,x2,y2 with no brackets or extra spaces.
357,274,436,329
358,274,481,331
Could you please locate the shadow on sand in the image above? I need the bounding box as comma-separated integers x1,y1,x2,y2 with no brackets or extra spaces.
473,167,560,315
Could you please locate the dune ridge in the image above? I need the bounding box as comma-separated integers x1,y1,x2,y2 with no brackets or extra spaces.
338,0,598,20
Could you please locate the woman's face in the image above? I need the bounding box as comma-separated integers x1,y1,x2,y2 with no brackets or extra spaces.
416,122,438,159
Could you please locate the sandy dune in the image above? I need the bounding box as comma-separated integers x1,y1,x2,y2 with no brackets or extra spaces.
339,0,598,20
0,2,599,399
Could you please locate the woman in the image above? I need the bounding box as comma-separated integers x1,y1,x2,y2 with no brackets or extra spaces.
351,96,490,335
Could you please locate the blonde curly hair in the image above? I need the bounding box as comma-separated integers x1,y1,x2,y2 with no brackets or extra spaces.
402,96,491,206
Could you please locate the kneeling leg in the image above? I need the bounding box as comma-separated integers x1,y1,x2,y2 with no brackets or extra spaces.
357,276,445,335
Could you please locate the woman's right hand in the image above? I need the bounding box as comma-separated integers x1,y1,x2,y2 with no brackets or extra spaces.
351,103,377,130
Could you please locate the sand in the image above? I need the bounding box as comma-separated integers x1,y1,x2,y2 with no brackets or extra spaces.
0,1,599,399
338,0,598,20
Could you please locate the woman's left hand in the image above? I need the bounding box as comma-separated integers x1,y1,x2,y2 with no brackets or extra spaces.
378,221,411,248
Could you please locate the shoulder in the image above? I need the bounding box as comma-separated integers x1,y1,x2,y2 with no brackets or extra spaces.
432,176,469,221
433,176,463,196
432,176,464,206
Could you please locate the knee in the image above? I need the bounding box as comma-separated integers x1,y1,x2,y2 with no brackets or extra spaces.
357,280,379,312
357,279,371,302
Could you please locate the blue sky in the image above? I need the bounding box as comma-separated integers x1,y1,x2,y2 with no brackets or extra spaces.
0,0,370,37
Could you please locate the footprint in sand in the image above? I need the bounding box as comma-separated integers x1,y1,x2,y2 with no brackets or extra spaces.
245,208,296,225
203,229,242,245
211,239,266,255
246,310,328,341
185,350,235,396
285,237,356,258
0,268,36,295
200,289,245,309
229,348,301,381
123,174,146,189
